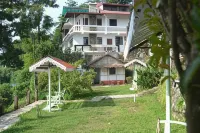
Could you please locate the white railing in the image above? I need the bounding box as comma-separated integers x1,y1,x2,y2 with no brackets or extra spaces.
89,45,118,52
74,45,118,53
63,25,127,42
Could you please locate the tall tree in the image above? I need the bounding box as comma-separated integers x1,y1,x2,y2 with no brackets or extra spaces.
107,0,132,4
0,0,58,67
65,0,78,7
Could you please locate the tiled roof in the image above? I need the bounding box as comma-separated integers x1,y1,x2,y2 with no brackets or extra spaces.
50,56,75,69
29,56,75,72
88,54,124,68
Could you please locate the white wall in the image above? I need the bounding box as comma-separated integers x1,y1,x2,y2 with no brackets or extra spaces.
100,68,125,81
105,14,129,27
64,33,125,52
66,14,129,27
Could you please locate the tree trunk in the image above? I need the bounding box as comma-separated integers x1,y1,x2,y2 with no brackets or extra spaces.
0,103,3,116
26,89,30,105
14,95,18,110
186,86,200,133
38,25,40,44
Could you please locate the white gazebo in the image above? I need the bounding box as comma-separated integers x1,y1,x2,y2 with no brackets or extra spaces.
29,56,75,112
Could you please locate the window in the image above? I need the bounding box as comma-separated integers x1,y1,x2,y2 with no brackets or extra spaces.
107,39,112,45
109,68,116,75
83,18,88,25
97,18,102,26
120,7,127,11
111,7,117,11
83,37,88,45
97,37,102,44
109,19,117,26
115,36,123,45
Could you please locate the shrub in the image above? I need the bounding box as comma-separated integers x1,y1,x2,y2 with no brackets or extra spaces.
137,66,163,90
0,67,14,84
126,76,133,84
11,68,31,98
61,69,96,100
0,83,13,115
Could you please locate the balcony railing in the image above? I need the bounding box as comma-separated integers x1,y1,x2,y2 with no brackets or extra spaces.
74,45,119,53
63,25,127,42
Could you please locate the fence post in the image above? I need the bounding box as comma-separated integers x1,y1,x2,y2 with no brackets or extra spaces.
26,88,30,105
14,95,18,110
0,103,3,115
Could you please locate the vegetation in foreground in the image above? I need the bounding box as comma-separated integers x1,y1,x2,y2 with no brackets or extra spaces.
2,93,186,133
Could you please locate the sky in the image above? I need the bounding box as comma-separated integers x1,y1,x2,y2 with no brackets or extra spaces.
44,0,87,32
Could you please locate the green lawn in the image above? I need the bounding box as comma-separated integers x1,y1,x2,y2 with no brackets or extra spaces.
79,84,133,99
3,93,186,133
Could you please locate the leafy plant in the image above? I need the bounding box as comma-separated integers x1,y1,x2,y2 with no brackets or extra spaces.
0,83,13,115
137,66,163,90
61,69,96,100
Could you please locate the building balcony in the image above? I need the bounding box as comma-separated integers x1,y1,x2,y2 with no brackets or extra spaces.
74,45,119,54
62,25,127,42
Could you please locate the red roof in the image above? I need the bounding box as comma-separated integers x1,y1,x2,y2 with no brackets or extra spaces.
29,56,75,72
50,56,75,69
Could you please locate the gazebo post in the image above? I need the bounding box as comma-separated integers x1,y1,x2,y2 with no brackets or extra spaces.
164,56,171,133
48,67,51,112
58,69,61,103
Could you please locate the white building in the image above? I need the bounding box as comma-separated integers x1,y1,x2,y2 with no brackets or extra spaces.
62,3,130,84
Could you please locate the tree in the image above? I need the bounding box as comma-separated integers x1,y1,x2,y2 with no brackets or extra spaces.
134,0,200,132
65,0,78,7
0,0,58,68
79,3,89,8
107,0,132,4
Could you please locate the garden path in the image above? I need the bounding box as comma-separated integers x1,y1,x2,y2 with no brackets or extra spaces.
0,100,45,132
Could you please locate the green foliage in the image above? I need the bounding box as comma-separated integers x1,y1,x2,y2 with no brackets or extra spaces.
0,83,13,109
0,67,14,84
61,69,96,100
65,0,78,7
11,68,32,98
137,66,163,90
149,34,171,67
107,0,132,4
126,76,133,84
139,6,170,68
0,0,58,68
79,3,89,8
37,69,59,96
63,48,83,63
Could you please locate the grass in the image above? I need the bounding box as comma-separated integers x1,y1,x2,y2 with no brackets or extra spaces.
2,93,186,133
78,84,133,99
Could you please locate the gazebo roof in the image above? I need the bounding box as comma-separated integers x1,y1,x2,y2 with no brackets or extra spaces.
124,59,147,67
29,56,75,72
